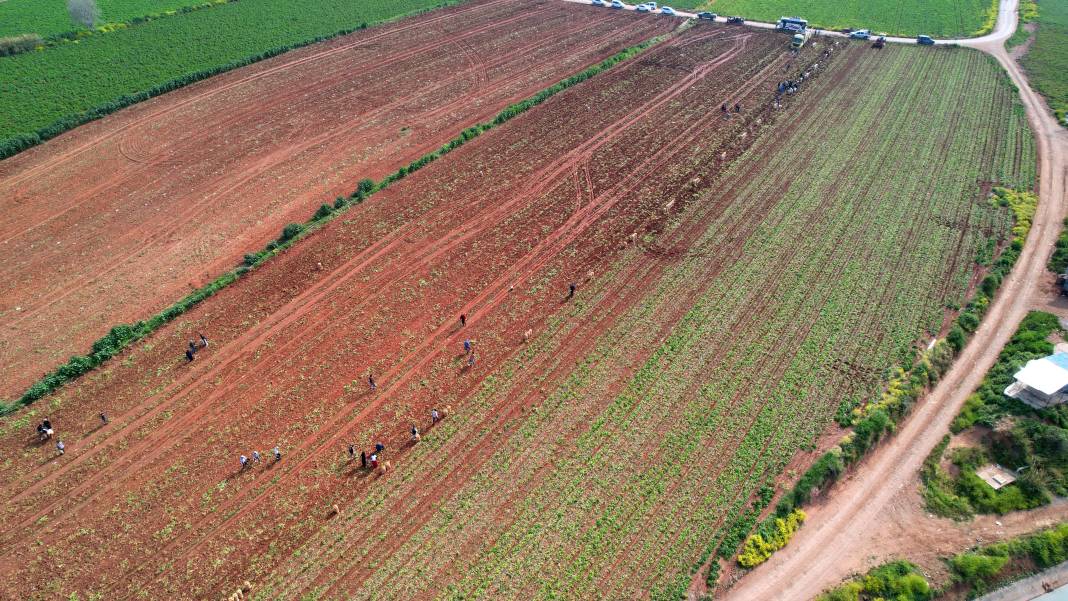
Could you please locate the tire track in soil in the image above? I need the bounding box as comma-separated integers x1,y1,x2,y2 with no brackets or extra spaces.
339,37,822,600
0,10,649,510
0,0,518,191
0,12,672,533
273,36,850,597
145,30,757,571
0,9,632,337
0,24,717,584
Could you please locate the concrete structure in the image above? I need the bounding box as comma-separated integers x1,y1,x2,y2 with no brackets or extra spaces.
1005,352,1068,408
976,464,1017,490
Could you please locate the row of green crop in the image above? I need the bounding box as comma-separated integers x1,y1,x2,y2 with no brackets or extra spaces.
254,44,1034,600
0,35,667,417
0,0,465,157
817,522,1068,600
1020,0,1068,123
723,49,1035,574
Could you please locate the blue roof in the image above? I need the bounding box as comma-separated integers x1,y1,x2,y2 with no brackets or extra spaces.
1047,352,1068,371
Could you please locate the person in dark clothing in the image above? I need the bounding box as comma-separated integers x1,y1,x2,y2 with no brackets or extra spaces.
348,444,355,461
463,339,472,354
734,102,741,113
360,451,368,468
42,419,52,431
99,412,108,425
189,340,198,354
368,374,376,392
568,283,576,300
375,442,385,454
460,313,466,327
186,348,195,362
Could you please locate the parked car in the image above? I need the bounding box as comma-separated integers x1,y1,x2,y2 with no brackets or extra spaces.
611,0,625,7
696,11,717,20
661,6,675,15
726,16,744,24
917,34,935,45
848,29,871,40
591,0,607,6
636,3,650,11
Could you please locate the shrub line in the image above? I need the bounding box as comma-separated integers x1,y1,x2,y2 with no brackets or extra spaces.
0,33,669,416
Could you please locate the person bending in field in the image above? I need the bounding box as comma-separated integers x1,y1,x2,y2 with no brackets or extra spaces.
348,444,356,461
198,333,208,349
56,440,65,456
368,374,376,392
463,339,472,354
568,283,576,300
360,450,368,469
411,425,420,443
369,453,379,470
431,408,440,424
185,348,195,362
252,451,261,465
188,340,198,354
99,412,108,425
273,447,282,461
240,455,249,470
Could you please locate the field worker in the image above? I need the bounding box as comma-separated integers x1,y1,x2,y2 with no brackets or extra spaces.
199,333,209,349
186,348,195,362
463,339,472,354
375,442,385,455
734,102,741,113
240,455,249,470
360,451,368,469
99,412,108,425
568,282,576,299
368,374,376,392
56,440,65,455
348,444,355,461
431,408,440,424
273,447,282,461
411,425,420,439
252,450,262,464
721,102,727,113
370,453,379,469
468,353,476,367
42,418,52,431
460,313,466,327
188,340,198,354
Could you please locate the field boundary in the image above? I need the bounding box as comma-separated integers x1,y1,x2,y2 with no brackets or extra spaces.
0,0,465,162
0,31,672,417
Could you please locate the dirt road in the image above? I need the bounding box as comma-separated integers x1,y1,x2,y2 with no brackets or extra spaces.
722,0,1068,598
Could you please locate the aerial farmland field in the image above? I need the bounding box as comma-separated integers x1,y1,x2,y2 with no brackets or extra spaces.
0,0,671,401
0,2,1035,594
0,0,219,37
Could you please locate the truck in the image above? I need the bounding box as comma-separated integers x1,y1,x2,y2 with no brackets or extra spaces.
791,32,806,48
777,16,808,33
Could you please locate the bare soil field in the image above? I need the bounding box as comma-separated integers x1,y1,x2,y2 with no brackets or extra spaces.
0,22,1034,601
0,0,671,401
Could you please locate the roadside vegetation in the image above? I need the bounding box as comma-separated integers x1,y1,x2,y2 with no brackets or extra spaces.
1019,0,1068,122
817,523,1068,600
922,311,1068,519
0,0,461,158
669,0,994,37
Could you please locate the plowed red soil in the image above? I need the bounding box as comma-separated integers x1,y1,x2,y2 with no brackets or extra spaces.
0,0,672,401
0,22,809,599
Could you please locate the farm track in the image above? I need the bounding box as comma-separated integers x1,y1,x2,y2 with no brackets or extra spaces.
0,0,670,401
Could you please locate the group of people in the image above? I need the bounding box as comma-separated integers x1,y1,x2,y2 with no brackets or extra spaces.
185,332,209,362
239,447,282,470
348,441,387,470
37,411,109,457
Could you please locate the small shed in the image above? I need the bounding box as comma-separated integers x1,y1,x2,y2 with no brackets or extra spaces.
1004,352,1068,409
976,464,1017,490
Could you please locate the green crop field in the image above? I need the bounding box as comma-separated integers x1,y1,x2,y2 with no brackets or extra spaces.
0,0,217,38
668,0,995,37
0,0,454,153
1021,0,1068,122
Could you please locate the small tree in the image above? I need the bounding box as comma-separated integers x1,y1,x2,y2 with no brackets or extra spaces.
67,0,101,29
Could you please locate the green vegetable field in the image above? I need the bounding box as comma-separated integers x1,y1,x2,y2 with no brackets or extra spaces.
1021,0,1068,122
0,0,454,146
0,0,217,37
669,0,996,37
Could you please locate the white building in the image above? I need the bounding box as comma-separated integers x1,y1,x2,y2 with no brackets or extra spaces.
1004,352,1068,409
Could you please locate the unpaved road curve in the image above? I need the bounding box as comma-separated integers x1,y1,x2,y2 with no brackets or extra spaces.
723,0,1068,598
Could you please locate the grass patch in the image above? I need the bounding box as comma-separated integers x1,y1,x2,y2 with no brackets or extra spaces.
1021,0,1068,123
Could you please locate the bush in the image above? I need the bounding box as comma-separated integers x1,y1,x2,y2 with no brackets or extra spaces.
0,34,44,56
279,222,304,242
313,203,333,220
737,510,805,568
817,561,931,601
333,196,346,210
947,325,966,353
949,552,1009,586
